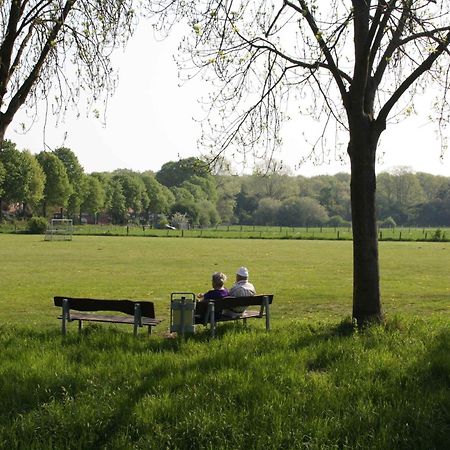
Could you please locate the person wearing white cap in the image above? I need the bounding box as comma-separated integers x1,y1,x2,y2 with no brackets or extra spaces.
229,266,256,298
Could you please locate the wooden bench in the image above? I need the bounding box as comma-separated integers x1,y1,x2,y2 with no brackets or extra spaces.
54,296,162,336
194,294,274,337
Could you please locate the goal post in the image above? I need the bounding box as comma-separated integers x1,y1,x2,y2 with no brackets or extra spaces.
44,219,74,241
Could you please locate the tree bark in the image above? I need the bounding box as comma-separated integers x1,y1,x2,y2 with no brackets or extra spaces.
348,118,384,325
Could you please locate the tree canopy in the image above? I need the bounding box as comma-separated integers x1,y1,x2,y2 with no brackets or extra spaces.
150,0,450,323
0,0,141,146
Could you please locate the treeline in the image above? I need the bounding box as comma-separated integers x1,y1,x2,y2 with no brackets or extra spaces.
1,140,449,227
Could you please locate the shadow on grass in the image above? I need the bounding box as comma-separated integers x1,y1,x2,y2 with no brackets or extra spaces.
2,320,449,449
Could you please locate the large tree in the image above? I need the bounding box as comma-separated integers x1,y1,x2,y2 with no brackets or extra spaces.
151,1,450,324
0,0,140,147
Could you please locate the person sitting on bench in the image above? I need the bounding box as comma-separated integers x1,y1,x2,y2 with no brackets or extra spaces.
197,272,230,301
225,266,256,316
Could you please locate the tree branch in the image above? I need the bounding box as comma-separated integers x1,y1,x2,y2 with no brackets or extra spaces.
286,0,349,106
3,0,77,125
368,0,397,75
377,30,450,125
372,2,409,90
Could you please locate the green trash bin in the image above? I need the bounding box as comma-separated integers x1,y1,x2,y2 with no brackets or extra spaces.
170,292,196,336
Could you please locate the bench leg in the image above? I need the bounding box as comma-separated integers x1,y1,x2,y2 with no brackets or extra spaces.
62,315,67,336
61,299,70,336
210,303,216,338
243,318,247,326
148,325,152,335
264,296,270,331
133,303,142,337
78,320,83,333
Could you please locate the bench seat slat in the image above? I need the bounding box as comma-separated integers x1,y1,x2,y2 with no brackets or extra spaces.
212,294,273,309
217,311,263,321
58,313,162,326
54,296,155,318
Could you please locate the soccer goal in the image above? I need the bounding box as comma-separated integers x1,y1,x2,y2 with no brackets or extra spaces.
44,219,74,241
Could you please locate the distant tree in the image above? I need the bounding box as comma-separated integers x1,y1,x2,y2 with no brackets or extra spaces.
250,161,298,201
180,180,208,202
81,174,105,223
197,199,220,227
189,175,218,202
215,175,240,224
112,170,148,217
0,1,141,148
327,215,351,228
253,197,282,226
416,173,449,202
0,159,5,200
21,150,45,215
0,140,45,215
140,173,175,217
314,176,351,220
377,168,425,224
53,147,84,219
156,157,210,188
235,178,259,224
415,180,450,226
278,197,328,227
0,140,27,205
36,151,71,217
105,178,127,225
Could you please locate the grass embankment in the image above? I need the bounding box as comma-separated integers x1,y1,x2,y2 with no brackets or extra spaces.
0,235,449,448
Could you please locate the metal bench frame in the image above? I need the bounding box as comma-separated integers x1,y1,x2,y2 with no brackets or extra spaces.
54,296,162,336
198,294,274,338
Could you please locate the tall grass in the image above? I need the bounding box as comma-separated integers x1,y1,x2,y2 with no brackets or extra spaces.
0,318,448,449
0,235,448,449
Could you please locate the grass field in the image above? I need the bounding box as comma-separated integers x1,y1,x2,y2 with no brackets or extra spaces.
0,235,449,449
0,234,449,324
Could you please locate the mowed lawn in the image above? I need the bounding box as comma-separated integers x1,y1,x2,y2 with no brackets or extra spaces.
0,234,449,325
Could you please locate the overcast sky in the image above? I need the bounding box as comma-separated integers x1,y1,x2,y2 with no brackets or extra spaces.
7,21,449,178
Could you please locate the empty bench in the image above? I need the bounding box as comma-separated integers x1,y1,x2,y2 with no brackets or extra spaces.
54,296,162,336
195,294,274,337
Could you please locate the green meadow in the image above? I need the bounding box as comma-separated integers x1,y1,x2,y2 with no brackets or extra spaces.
0,234,449,449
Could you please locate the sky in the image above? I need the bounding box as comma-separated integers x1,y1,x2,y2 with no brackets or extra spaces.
7,21,450,178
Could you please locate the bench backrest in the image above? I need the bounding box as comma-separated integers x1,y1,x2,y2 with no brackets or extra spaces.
54,296,156,318
212,294,273,311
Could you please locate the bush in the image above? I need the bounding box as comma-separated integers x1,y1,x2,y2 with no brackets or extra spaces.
27,216,48,234
380,216,397,228
327,215,347,227
432,228,443,241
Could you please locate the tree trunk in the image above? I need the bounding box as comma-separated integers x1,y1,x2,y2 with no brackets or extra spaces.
348,121,384,325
